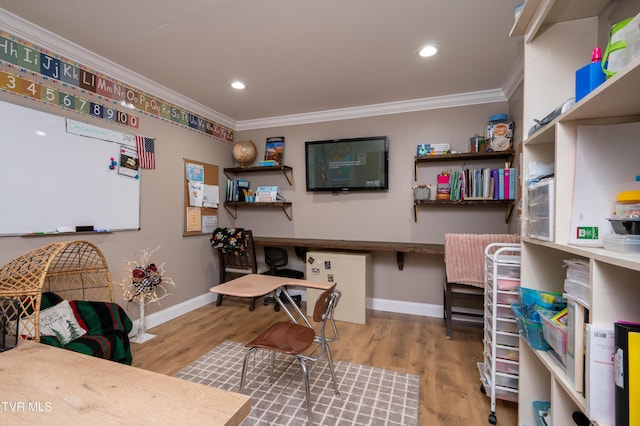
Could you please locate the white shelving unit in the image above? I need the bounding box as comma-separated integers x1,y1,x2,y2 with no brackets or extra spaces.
479,243,521,425
515,1,640,425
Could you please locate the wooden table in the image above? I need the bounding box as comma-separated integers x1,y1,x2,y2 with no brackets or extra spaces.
253,236,444,270
211,274,333,326
0,342,251,425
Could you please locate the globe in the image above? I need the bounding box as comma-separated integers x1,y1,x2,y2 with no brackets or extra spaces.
232,140,257,167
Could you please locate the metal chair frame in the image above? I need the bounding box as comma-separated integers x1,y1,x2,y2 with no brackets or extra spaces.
240,285,341,425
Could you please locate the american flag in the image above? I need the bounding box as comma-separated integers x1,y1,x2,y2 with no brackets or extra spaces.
136,136,156,169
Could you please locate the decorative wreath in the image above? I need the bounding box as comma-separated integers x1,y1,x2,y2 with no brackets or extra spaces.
118,246,175,305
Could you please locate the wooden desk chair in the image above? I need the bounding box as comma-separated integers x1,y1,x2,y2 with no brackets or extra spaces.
211,228,261,311
239,284,341,425
261,246,304,312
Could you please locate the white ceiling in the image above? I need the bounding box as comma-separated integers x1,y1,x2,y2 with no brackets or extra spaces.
0,1,524,127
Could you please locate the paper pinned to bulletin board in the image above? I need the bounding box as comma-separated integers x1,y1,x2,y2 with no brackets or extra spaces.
183,158,219,236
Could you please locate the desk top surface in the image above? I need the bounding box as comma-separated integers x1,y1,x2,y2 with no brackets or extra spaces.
211,274,333,297
253,236,444,254
0,342,250,425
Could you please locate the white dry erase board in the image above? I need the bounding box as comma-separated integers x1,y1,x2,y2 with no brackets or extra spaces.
0,100,141,236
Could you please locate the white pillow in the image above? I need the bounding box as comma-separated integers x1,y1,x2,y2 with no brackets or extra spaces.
39,300,87,345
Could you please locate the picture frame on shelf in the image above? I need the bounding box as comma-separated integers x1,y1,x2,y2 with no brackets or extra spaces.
264,136,285,165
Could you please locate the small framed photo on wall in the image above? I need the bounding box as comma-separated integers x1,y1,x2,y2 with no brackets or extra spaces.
264,136,285,164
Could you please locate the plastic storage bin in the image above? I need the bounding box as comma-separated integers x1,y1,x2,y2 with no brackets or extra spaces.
496,331,519,347
512,304,550,350
496,344,520,361
495,263,520,279
519,287,566,312
538,309,568,366
527,178,555,241
495,371,519,389
497,291,519,305
496,318,519,334
533,401,551,426
497,277,520,290
496,357,519,375
603,234,640,253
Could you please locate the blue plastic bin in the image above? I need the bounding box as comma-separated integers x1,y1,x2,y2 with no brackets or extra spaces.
512,303,550,350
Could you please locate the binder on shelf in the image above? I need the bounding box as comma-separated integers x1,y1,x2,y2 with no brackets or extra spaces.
225,179,250,202
586,324,615,425
504,168,511,200
509,168,516,200
492,169,499,199
566,297,588,394
614,321,640,426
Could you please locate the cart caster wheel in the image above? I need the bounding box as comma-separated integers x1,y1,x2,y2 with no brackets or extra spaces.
263,299,269,306
274,304,280,312
480,384,486,394
488,412,496,425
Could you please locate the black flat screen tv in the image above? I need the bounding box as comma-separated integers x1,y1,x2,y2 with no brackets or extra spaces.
305,136,389,192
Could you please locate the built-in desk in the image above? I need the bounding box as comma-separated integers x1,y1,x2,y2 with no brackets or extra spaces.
253,236,444,270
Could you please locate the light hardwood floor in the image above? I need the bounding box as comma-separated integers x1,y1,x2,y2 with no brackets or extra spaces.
131,298,518,426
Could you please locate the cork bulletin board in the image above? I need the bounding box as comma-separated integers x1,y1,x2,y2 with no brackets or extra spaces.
183,158,219,237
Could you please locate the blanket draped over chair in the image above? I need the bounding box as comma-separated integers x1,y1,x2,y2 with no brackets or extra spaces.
211,227,248,255
38,292,133,364
444,233,520,288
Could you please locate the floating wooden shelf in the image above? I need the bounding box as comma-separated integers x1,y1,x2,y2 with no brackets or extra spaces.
414,151,515,180
223,201,293,221
413,199,515,223
223,165,294,185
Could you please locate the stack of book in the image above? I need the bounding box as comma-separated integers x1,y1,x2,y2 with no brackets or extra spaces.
564,259,590,308
563,259,590,396
491,168,517,200
225,179,250,202
445,167,517,200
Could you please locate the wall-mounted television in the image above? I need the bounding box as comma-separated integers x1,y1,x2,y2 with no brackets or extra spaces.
305,136,389,192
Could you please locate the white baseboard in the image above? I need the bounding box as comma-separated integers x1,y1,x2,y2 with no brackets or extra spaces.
131,292,443,336
130,292,217,337
369,297,444,318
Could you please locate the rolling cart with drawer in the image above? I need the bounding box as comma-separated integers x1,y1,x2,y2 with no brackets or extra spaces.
478,242,521,425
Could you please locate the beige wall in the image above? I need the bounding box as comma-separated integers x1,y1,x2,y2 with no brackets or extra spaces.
235,102,517,307
0,84,522,321
0,92,230,319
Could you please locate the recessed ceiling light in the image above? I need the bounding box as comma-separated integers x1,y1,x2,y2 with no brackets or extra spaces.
231,81,245,90
419,45,438,57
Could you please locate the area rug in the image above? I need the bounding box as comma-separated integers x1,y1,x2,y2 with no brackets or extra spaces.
175,340,419,425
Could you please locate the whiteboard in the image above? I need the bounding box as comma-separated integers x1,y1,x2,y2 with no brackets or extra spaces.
0,100,141,235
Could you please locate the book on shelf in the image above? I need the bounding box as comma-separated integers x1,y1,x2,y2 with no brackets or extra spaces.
586,324,616,425
255,186,285,202
225,179,250,202
463,167,493,199
504,168,511,200
614,321,640,426
565,296,588,395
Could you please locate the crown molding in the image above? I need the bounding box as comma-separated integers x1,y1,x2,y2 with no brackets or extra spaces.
501,51,524,99
0,9,236,129
235,89,508,131
1,8,522,133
